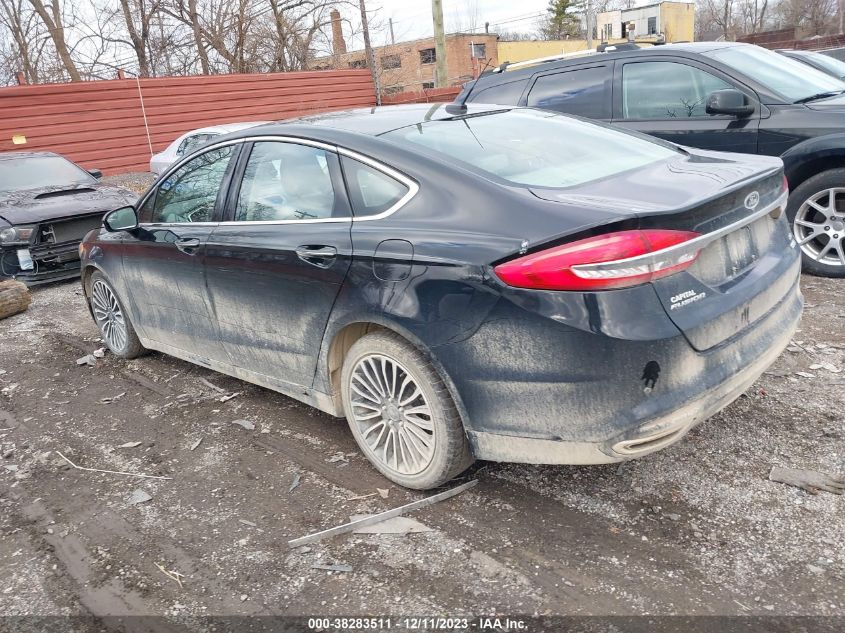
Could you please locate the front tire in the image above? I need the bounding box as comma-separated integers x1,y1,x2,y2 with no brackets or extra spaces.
787,169,845,277
340,331,473,489
89,271,145,359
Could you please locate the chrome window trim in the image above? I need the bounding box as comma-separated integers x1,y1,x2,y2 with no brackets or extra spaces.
138,135,419,229
571,190,788,275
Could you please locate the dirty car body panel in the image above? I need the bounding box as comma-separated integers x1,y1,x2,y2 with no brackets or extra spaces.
0,152,136,285
80,104,802,467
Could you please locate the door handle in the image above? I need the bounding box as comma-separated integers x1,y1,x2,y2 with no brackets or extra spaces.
175,238,201,254
296,245,337,268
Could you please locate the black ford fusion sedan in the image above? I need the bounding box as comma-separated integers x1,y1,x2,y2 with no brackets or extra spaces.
80,105,801,489
0,152,136,284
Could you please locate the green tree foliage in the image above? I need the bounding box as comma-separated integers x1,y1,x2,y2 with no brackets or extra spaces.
539,0,583,40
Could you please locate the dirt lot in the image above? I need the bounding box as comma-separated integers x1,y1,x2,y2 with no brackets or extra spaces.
0,274,842,632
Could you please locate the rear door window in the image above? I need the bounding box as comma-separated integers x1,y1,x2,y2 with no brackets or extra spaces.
527,65,612,118
235,142,345,222
621,61,733,119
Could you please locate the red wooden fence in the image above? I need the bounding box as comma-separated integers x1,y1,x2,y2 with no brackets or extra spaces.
0,70,376,174
382,87,462,105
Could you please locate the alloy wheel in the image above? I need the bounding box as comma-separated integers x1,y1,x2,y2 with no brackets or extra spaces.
793,187,845,267
348,354,436,476
91,279,127,352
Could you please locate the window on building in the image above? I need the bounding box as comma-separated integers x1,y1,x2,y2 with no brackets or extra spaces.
383,86,403,95
470,43,486,59
348,59,367,69
419,48,436,64
647,16,657,35
381,54,401,69
422,81,435,89
622,61,734,119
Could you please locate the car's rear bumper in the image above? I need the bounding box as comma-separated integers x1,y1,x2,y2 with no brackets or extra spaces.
466,286,800,463
437,260,802,465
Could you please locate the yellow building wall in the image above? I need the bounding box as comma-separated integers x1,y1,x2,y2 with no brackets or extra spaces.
498,39,628,63
660,2,695,42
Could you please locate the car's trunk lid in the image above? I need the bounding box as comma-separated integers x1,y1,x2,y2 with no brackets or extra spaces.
531,152,794,351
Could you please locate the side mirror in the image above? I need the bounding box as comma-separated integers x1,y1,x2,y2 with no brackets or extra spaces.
706,89,754,117
103,206,138,232
88,168,103,179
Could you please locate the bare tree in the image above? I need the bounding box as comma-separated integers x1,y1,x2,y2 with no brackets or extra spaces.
27,0,80,80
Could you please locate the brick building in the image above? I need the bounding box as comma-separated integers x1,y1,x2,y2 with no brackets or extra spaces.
313,10,499,94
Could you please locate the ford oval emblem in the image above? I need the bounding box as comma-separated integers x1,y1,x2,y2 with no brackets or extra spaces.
744,191,760,210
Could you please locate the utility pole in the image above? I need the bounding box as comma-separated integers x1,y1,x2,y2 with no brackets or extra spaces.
585,0,593,50
389,18,395,45
431,0,448,88
359,0,382,105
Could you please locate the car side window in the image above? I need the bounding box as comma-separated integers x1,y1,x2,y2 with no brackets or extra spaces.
472,79,527,105
527,66,611,118
235,142,339,222
341,156,410,217
149,146,234,224
622,61,734,119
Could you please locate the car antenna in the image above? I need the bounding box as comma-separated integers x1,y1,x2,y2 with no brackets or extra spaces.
445,58,494,115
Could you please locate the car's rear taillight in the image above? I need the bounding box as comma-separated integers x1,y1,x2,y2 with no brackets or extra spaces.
782,174,789,193
494,229,702,291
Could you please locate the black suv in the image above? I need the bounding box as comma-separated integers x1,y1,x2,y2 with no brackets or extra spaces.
460,41,845,277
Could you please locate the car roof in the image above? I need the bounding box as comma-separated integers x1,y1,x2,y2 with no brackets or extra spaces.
478,41,749,84
257,104,513,137
0,151,60,162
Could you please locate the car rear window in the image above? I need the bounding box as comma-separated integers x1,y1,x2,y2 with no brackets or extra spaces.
380,108,677,188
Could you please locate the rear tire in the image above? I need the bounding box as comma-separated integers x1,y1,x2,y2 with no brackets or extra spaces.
787,169,845,277
340,331,473,490
89,271,145,359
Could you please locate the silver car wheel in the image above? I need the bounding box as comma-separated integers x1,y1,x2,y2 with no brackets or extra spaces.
349,354,436,476
793,187,845,266
91,279,127,352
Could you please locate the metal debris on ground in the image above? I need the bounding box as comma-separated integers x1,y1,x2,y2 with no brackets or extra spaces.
154,562,184,588
76,355,96,367
377,488,389,499
55,450,172,480
117,441,143,449
230,419,255,431
219,392,241,402
347,492,377,501
327,452,348,464
289,473,302,492
351,515,433,535
92,348,106,358
239,519,257,527
288,479,478,548
769,466,844,495
189,437,203,451
128,489,153,505
795,371,815,378
100,392,126,404
312,563,353,573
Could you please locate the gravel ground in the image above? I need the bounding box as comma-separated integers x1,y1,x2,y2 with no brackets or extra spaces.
0,275,842,632
101,172,156,195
